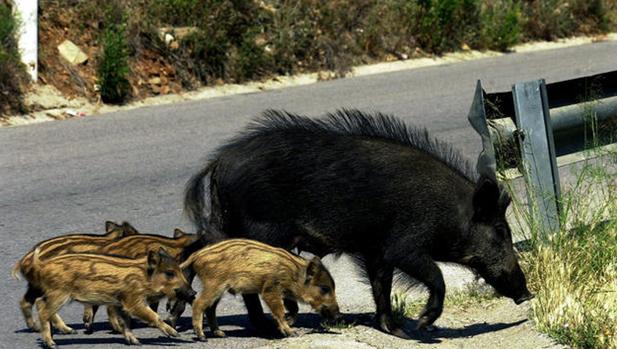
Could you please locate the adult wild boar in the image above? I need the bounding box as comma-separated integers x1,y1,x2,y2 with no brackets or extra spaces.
184,109,533,338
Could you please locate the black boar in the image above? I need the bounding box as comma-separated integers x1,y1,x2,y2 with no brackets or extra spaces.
184,109,534,338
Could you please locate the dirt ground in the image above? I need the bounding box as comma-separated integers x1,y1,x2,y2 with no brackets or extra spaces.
249,298,564,349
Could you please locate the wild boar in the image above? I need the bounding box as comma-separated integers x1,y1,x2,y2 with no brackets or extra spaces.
11,221,139,332
180,239,340,341
184,110,534,338
29,247,193,348
82,228,198,332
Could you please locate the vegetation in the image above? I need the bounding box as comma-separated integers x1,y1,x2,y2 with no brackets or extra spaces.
0,2,29,116
97,3,131,104
34,0,617,104
391,281,499,326
507,153,617,349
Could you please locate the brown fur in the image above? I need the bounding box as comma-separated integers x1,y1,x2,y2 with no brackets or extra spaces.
181,239,340,340
11,221,139,332
30,247,190,348
97,228,197,260
81,228,197,331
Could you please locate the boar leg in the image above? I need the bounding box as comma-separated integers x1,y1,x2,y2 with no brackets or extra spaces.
192,285,226,341
165,298,186,328
205,299,225,338
283,298,299,326
365,259,408,338
50,313,76,334
35,292,71,349
149,301,159,313
82,304,98,334
20,284,42,331
399,256,445,330
123,299,178,338
111,306,140,345
165,268,196,328
107,306,125,333
261,289,298,337
242,293,272,332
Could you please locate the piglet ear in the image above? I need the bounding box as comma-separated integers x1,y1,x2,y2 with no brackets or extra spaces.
472,175,501,222
173,228,186,238
305,256,322,284
147,249,160,276
105,221,121,233
121,222,140,236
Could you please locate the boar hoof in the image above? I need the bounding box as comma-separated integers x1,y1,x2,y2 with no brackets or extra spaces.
163,318,176,329
285,314,298,326
196,335,208,342
282,329,299,337
125,334,141,345
212,329,226,338
389,327,411,339
84,326,93,335
415,315,434,331
29,323,41,333
44,341,57,349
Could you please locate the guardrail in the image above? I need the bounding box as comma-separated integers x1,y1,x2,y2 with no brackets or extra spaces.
468,70,617,236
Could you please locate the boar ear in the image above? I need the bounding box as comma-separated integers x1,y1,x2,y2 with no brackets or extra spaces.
147,250,161,275
158,247,172,260
305,256,322,284
105,221,121,233
173,228,186,238
121,222,139,236
472,175,501,221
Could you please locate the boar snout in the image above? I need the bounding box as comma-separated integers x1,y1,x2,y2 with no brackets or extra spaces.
319,304,341,322
514,291,534,305
175,287,197,303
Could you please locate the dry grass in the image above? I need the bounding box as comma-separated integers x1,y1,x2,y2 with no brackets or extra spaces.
506,151,617,349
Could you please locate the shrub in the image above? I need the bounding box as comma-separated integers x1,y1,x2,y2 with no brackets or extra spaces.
0,2,29,116
412,0,482,53
97,4,131,104
522,0,611,40
477,1,522,51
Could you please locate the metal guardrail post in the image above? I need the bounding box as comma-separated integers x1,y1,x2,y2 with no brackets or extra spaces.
512,80,561,236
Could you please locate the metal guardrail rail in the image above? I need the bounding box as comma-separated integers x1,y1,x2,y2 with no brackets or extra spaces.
468,70,617,236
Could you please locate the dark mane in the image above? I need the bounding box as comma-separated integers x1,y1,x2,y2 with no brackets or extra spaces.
248,109,478,182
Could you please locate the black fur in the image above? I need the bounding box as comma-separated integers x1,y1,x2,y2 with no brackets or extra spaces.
184,109,532,337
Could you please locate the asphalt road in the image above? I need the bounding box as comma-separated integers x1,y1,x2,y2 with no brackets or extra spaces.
1,40,616,349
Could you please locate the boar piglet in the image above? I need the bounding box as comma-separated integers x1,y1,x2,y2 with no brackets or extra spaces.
180,239,340,341
11,221,139,332
82,228,198,333
30,247,194,348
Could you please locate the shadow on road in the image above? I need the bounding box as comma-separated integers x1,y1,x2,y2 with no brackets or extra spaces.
20,311,527,346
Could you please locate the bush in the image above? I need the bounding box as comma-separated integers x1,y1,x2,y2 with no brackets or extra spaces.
0,2,29,116
477,1,522,51
97,4,131,104
522,0,611,40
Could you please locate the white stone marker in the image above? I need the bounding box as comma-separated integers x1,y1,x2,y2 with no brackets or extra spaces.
14,0,38,82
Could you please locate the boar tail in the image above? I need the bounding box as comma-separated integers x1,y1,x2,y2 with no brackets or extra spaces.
11,260,22,280
30,247,42,280
179,252,197,270
185,159,226,243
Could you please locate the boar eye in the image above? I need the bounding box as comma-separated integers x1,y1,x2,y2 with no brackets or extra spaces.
164,270,176,279
319,286,331,294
